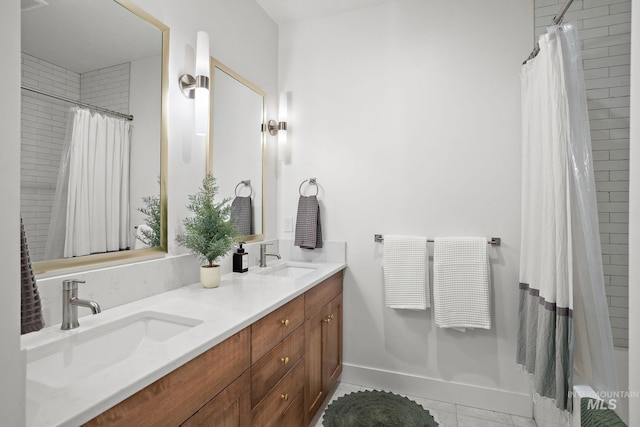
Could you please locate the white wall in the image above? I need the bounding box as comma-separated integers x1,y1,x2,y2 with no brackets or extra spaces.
628,0,640,424
0,0,25,424
278,0,533,415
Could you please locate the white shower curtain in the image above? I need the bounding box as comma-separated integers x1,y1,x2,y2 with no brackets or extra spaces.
518,23,619,416
47,107,131,258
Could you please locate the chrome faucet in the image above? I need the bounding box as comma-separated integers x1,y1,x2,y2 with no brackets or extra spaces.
259,243,281,268
61,279,101,330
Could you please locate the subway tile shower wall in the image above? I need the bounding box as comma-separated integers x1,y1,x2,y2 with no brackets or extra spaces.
535,0,631,348
20,53,130,263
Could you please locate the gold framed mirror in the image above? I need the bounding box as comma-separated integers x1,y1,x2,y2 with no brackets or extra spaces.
21,0,169,275
208,58,265,242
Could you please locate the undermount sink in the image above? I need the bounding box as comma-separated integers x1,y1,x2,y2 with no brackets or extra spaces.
258,261,319,278
27,311,202,389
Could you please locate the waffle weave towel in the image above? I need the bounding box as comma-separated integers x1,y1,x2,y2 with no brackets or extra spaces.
383,235,429,310
433,237,491,330
294,195,323,249
21,217,44,334
231,196,253,236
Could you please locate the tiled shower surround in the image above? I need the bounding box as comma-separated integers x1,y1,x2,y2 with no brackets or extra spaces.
535,0,631,347
20,53,130,262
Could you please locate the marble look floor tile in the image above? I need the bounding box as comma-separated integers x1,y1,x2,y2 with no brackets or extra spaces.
457,414,514,427
511,415,538,427
457,405,515,425
332,382,363,398
409,395,458,414
429,409,459,427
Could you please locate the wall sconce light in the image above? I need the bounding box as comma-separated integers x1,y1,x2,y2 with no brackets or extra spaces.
267,92,288,143
179,31,210,136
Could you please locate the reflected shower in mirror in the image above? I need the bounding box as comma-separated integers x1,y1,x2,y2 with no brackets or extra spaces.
20,0,168,269
209,58,265,241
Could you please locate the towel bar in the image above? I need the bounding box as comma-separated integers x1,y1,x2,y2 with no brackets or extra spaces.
299,177,319,197
235,180,252,197
374,234,501,246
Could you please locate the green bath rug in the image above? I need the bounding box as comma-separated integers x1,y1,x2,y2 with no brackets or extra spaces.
323,390,439,427
580,398,626,427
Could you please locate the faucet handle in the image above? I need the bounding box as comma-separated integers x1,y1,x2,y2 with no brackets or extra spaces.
62,279,86,291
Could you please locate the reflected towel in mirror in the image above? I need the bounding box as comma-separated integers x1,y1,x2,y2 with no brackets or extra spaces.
21,217,44,334
230,196,253,236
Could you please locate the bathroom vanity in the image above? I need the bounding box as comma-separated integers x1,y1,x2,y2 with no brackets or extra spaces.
22,261,345,427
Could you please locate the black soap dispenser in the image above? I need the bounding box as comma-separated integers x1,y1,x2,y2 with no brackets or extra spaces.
233,242,249,273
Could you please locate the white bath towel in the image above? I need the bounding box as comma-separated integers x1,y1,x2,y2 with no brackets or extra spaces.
383,235,429,310
433,237,491,330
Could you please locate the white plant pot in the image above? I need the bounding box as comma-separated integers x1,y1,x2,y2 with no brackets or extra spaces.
200,265,221,288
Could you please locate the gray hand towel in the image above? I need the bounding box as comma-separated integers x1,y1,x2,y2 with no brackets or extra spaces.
230,196,253,236
294,195,323,249
21,217,44,334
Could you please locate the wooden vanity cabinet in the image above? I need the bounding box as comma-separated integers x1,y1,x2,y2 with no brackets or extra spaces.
85,269,344,427
304,271,344,424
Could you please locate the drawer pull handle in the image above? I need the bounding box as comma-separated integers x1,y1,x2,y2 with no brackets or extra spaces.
281,319,290,327
281,393,289,401
323,314,334,323
281,356,290,365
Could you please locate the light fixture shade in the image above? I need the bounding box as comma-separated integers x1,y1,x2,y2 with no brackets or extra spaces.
279,92,288,145
195,31,210,136
195,31,210,78
279,92,288,123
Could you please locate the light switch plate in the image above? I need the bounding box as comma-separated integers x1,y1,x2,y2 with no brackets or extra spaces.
283,216,293,232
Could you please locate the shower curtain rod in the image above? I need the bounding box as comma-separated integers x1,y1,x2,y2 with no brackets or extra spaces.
523,0,576,64
20,85,134,121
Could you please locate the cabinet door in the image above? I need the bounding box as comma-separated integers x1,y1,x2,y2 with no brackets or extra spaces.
323,293,342,392
304,308,325,422
181,371,251,427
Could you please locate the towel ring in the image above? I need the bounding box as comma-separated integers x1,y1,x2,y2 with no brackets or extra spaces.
235,180,253,197
299,178,319,197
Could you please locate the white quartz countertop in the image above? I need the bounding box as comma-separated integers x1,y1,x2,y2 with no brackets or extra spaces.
22,260,346,427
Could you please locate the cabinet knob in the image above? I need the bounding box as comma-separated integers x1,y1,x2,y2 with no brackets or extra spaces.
281,393,289,401
323,315,333,323
281,319,290,327
281,356,290,365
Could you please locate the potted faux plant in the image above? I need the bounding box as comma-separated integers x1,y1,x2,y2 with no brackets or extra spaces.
177,174,238,288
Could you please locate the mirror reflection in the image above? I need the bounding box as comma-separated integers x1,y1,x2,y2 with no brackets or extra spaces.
209,59,265,241
20,0,166,267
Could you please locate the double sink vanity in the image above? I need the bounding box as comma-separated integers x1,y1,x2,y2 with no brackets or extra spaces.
22,259,346,426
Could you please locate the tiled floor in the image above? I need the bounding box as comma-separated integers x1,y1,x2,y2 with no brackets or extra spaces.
311,382,538,427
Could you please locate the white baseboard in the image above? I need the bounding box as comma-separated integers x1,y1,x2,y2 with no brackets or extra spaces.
341,363,532,417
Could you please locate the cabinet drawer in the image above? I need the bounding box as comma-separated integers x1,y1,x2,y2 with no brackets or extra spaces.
279,389,304,427
252,295,304,363
181,370,251,427
251,325,304,408
251,359,304,427
304,271,343,320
